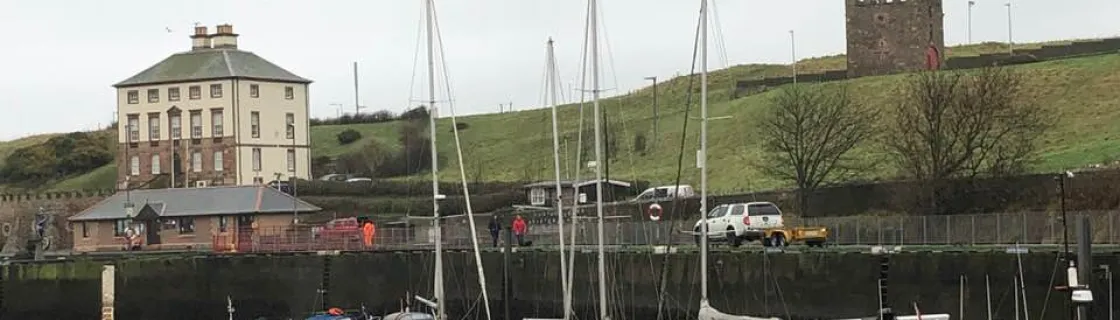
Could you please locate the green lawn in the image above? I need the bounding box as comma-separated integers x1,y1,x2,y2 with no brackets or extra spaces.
0,39,1116,193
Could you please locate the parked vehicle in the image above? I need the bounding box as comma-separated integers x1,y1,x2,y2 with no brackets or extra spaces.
319,174,352,182
312,217,363,242
692,202,828,247
633,185,695,202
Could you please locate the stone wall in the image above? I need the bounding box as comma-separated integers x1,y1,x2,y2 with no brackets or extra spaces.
0,190,112,256
2,251,1117,320
845,0,945,77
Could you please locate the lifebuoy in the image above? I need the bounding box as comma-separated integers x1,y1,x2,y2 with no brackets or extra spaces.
647,203,663,221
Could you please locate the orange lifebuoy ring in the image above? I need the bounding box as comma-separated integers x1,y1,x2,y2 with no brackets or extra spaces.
328,307,344,315
647,203,663,221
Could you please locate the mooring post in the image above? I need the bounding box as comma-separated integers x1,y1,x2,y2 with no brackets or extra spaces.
1076,215,1092,320
101,264,115,320
503,225,513,320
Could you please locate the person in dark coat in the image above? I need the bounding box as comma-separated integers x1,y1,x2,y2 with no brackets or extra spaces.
488,216,502,247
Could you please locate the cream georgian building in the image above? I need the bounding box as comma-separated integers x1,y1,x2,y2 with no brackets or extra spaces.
113,24,312,189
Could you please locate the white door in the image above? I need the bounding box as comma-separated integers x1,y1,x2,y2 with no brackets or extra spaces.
704,205,730,236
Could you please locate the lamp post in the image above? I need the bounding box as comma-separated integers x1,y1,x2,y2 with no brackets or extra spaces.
967,1,975,44
789,30,797,84
289,124,299,225
330,103,343,118
644,76,658,148
1005,1,1014,55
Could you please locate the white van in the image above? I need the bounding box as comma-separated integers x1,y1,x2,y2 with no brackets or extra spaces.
633,185,696,202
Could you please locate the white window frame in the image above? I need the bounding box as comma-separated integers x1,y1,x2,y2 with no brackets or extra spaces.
147,89,159,103
192,152,202,173
168,87,180,101
285,86,294,100
530,188,546,206
250,112,260,138
148,114,160,140
127,90,139,104
213,151,224,172
188,86,201,100
211,110,224,137
250,84,259,98
209,84,222,98
127,116,139,142
252,148,262,172
151,154,161,175
129,156,140,176
190,111,202,138
170,114,182,139
285,113,295,139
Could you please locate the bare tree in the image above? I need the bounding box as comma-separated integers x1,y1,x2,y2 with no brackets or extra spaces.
760,84,878,216
886,67,1050,181
885,67,1051,213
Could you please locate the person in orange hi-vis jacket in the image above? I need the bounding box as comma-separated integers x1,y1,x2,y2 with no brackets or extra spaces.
361,221,376,248
512,215,528,246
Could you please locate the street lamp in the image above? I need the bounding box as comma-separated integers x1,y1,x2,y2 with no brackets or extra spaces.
289,124,299,225
967,1,975,44
789,30,797,84
1005,1,1014,55
330,103,344,118
644,76,658,147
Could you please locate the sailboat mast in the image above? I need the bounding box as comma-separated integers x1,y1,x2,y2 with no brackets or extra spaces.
546,38,573,320
425,0,444,319
589,0,607,319
698,0,709,302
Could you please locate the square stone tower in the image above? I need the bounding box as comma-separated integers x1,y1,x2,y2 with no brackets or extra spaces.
845,0,945,77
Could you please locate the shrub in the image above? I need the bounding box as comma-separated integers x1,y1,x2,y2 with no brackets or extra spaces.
336,129,362,145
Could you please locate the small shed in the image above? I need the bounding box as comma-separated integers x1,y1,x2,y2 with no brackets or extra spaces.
521,179,632,207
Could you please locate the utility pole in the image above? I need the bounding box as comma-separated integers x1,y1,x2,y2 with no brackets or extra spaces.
968,1,975,44
645,76,658,148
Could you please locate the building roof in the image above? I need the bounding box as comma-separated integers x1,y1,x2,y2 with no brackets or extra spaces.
69,185,321,221
522,179,632,189
113,48,312,88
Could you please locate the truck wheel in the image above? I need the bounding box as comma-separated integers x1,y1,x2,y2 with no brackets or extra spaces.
771,233,787,247
726,229,741,247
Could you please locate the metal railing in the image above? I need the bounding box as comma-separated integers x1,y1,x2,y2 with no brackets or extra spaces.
212,211,1120,253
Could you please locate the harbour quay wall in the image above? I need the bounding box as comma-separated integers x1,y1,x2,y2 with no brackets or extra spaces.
2,250,1117,320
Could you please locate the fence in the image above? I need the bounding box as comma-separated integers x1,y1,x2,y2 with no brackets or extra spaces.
211,211,1120,253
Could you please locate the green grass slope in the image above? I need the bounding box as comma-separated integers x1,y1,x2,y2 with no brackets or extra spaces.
314,53,1120,194
0,40,1114,193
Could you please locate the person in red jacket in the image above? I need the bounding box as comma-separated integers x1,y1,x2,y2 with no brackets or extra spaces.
512,215,528,246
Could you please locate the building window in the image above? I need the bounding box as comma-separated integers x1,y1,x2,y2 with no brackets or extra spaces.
177,217,195,234
252,148,262,172
81,222,89,238
190,111,202,138
250,84,259,98
285,86,294,100
251,112,260,138
189,86,201,100
530,188,546,206
211,110,224,137
147,89,159,103
287,149,296,172
114,220,128,237
127,90,139,104
151,154,161,175
218,216,228,233
253,176,264,185
168,87,180,101
169,114,182,139
126,115,140,142
210,84,222,98
214,151,224,172
148,114,160,140
129,155,140,176
285,113,295,139
192,152,202,173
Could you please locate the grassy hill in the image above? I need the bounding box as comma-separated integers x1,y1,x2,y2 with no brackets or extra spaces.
1,40,1118,194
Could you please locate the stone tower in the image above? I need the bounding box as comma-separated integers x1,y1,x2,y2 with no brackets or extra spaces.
845,0,945,77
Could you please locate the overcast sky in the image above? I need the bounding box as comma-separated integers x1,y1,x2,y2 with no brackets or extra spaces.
0,0,1115,141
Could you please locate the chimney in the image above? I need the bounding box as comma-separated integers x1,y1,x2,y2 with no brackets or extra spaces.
211,24,239,49
190,26,211,50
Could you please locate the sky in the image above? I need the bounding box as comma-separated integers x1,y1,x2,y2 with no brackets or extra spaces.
0,0,1116,141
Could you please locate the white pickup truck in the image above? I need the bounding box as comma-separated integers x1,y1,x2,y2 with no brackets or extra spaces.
692,201,827,247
